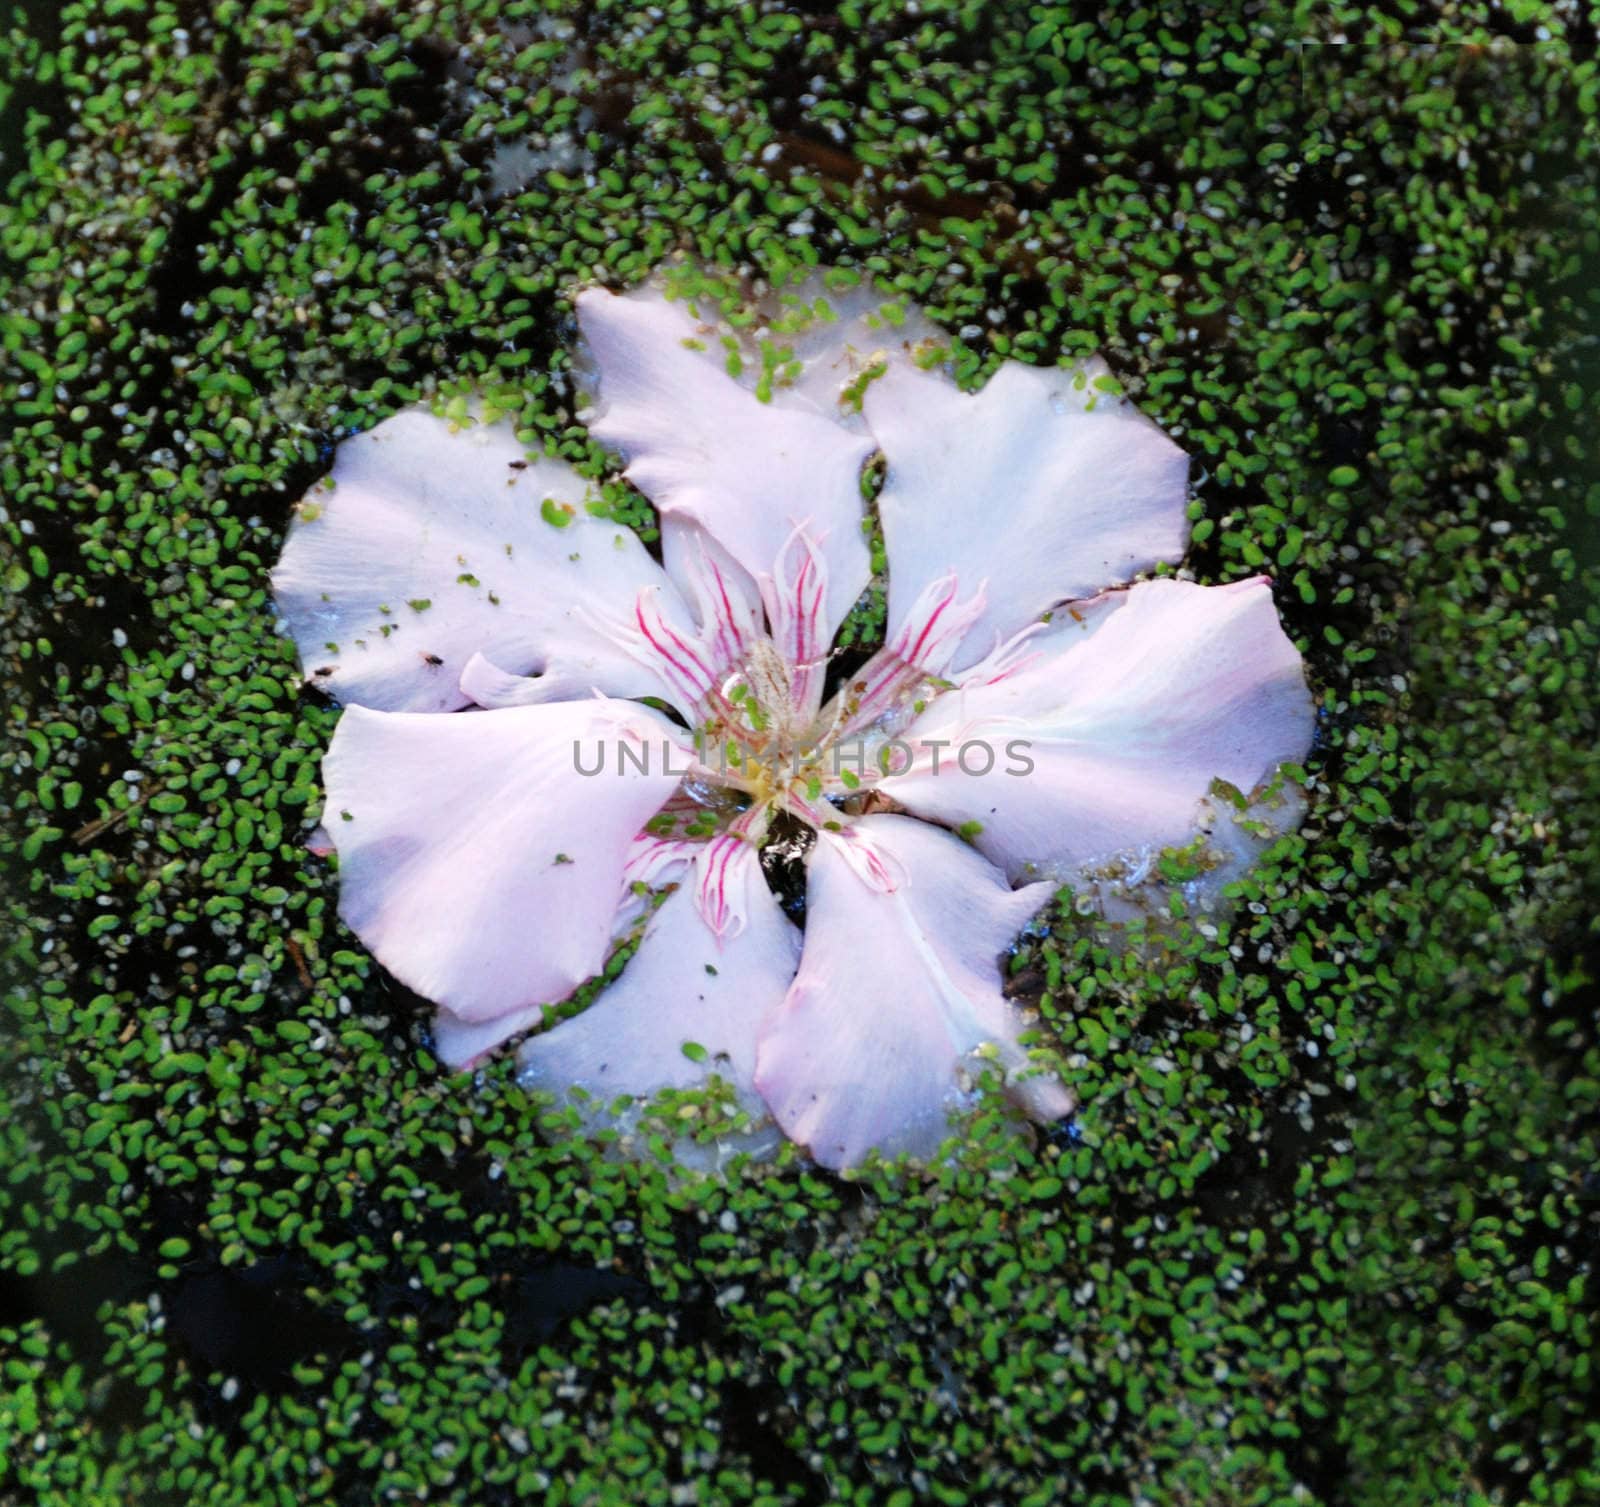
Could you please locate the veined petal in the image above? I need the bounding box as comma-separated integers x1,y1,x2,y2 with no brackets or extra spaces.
879,577,1314,881
754,817,1070,1172
517,844,802,1125
623,830,702,891
863,360,1189,670
322,698,688,1054
756,527,834,730
578,285,874,644
611,829,704,939
953,586,1128,691
271,408,693,712
692,803,775,937
661,517,763,671
823,572,990,742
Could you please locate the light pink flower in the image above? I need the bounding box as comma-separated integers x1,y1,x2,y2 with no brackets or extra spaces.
271,272,1313,1172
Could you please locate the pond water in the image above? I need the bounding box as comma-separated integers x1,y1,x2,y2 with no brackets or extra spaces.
1,6,1596,1505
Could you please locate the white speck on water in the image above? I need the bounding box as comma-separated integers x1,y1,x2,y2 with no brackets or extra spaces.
112,627,128,648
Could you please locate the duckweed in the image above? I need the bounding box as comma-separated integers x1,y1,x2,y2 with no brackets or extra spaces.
2,3,1597,1505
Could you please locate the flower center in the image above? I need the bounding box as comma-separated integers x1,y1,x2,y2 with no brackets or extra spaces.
614,559,999,851
687,631,947,832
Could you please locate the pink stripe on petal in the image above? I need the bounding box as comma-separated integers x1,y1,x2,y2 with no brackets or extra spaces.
822,823,904,894
881,577,1314,882
517,846,802,1129
757,528,836,728
623,833,701,890
694,834,743,938
863,359,1190,672
660,519,762,677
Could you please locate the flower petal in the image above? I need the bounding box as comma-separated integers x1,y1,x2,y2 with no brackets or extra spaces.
660,517,764,665
1081,780,1308,927
578,285,874,642
744,274,947,421
430,1000,545,1072
271,408,691,712
429,827,712,1070
879,577,1313,881
323,698,688,1050
517,843,801,1122
754,817,1070,1171
862,359,1190,669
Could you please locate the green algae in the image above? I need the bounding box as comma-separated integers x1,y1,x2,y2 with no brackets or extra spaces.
1,3,1597,1506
